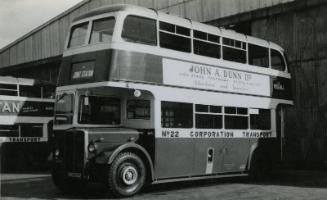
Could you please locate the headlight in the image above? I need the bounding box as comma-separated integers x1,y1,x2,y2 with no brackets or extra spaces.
88,142,97,153
54,149,60,157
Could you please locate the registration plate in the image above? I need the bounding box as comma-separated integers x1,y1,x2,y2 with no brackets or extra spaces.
67,172,81,178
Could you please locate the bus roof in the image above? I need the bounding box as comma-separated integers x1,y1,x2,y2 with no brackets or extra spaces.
0,76,55,86
73,4,284,51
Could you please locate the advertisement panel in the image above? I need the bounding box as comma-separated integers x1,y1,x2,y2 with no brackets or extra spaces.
163,59,271,96
0,100,54,116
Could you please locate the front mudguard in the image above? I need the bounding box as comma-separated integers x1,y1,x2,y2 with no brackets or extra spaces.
90,143,154,182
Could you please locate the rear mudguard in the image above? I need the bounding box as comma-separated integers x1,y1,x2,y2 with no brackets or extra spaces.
247,143,259,171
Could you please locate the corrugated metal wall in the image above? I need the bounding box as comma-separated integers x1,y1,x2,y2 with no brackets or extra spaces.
0,0,294,69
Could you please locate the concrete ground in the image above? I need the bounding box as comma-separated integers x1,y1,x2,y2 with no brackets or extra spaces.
1,170,327,199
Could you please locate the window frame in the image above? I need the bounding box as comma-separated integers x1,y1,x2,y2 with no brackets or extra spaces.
270,48,287,72
126,99,151,120
159,21,191,53
223,106,249,130
222,37,247,64
19,85,42,98
78,95,121,125
54,93,75,125
250,109,271,130
0,83,18,96
89,16,116,44
161,101,193,128
67,22,90,48
122,15,157,46
195,104,223,129
248,43,270,68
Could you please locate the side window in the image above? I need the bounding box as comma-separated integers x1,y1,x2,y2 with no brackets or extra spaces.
250,109,271,130
19,85,42,98
42,85,56,98
159,21,191,53
248,44,269,68
68,22,89,48
271,49,286,71
122,16,157,45
127,99,150,120
195,104,222,129
20,124,43,137
90,17,115,44
0,125,19,137
224,107,248,129
193,30,221,59
161,101,193,128
0,83,18,96
222,38,247,63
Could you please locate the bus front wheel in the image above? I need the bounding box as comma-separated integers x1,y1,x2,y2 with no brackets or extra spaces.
107,152,146,197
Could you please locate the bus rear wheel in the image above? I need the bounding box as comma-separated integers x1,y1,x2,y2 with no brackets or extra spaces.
107,152,146,197
249,151,271,181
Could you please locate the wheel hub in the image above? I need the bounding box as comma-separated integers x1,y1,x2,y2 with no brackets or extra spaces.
121,166,138,185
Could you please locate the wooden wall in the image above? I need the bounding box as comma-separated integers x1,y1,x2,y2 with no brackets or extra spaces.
248,2,327,168
0,0,294,69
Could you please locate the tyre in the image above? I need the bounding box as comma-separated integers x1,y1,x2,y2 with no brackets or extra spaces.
107,152,146,197
249,151,272,181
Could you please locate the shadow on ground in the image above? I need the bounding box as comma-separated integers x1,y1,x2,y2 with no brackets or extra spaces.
2,170,327,199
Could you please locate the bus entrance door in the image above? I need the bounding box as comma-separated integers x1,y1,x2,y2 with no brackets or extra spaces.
193,139,224,175
222,139,250,173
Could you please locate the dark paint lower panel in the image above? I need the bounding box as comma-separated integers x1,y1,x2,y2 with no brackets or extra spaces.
154,137,279,179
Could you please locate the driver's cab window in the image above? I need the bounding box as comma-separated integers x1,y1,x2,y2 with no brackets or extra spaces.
126,99,150,120
78,95,120,125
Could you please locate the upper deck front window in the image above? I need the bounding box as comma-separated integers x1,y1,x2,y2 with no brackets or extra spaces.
90,17,115,44
271,49,286,71
248,44,269,68
68,22,89,48
122,15,157,45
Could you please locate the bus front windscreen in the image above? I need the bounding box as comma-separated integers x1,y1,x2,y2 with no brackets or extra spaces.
78,95,120,125
55,93,74,125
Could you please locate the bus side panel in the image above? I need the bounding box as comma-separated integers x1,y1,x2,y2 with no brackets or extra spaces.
154,138,194,179
222,138,250,172
193,138,224,175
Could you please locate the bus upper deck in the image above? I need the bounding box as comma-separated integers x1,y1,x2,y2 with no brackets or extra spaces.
58,4,291,102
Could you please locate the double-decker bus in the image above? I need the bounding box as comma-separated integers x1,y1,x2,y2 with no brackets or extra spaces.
52,4,293,197
0,76,55,171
